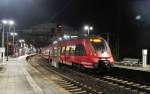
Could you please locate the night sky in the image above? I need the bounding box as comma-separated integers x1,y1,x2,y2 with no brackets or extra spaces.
0,0,118,31
0,0,150,59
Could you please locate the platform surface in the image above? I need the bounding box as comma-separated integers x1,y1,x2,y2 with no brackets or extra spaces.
114,63,150,72
0,55,71,94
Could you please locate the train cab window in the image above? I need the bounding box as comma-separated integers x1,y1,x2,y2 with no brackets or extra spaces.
75,44,86,56
90,39,107,52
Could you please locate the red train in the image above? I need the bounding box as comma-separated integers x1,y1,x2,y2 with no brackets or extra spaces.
42,35,114,71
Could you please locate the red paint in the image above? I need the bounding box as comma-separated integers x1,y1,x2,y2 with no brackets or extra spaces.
42,36,114,69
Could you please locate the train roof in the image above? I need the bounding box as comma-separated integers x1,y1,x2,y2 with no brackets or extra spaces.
52,35,106,45
65,35,104,40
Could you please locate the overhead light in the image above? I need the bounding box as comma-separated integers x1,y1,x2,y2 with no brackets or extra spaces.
2,20,8,24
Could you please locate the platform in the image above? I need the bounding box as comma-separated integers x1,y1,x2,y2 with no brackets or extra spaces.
0,55,71,94
114,63,150,72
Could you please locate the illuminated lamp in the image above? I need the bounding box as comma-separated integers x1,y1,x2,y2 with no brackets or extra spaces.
90,39,102,43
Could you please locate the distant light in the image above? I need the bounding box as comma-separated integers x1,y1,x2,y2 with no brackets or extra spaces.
136,15,141,20
2,20,8,24
2,20,15,25
63,34,70,39
84,25,89,30
22,40,25,42
71,36,78,38
59,37,62,41
53,41,58,44
89,26,93,30
14,33,18,36
9,20,14,25
84,25,93,31
10,33,13,36
63,35,67,39
10,32,18,36
19,39,25,43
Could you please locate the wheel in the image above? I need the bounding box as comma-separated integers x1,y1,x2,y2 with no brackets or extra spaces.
80,64,86,72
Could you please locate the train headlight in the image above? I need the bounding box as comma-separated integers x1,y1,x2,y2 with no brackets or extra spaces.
101,52,109,57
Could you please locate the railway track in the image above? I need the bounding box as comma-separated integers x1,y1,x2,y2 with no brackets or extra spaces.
61,65,150,94
29,56,103,94
30,55,150,94
60,65,150,94
50,69,103,94
100,76,150,93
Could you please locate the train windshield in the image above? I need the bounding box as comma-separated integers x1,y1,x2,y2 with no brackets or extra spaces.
90,39,107,52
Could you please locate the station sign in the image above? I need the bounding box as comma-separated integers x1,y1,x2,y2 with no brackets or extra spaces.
0,48,5,53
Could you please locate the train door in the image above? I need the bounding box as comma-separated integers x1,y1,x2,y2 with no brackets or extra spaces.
65,45,76,65
60,46,66,64
51,47,60,68
48,47,52,64
69,45,76,63
74,44,86,64
65,45,72,65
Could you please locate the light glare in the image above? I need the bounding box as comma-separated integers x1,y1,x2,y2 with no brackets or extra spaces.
10,32,18,36
136,15,141,20
89,26,93,30
84,25,89,30
59,37,62,41
9,20,14,25
19,39,25,43
2,20,8,24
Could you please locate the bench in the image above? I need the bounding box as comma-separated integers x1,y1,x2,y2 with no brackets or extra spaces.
120,58,140,66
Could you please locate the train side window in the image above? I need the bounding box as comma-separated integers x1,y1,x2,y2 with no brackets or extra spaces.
54,47,57,56
69,45,76,55
46,49,49,55
75,44,86,56
61,46,66,54
49,48,51,56
52,48,54,56
57,47,61,56
66,46,70,55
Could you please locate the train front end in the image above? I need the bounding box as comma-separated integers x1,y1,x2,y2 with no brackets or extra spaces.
89,36,114,71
